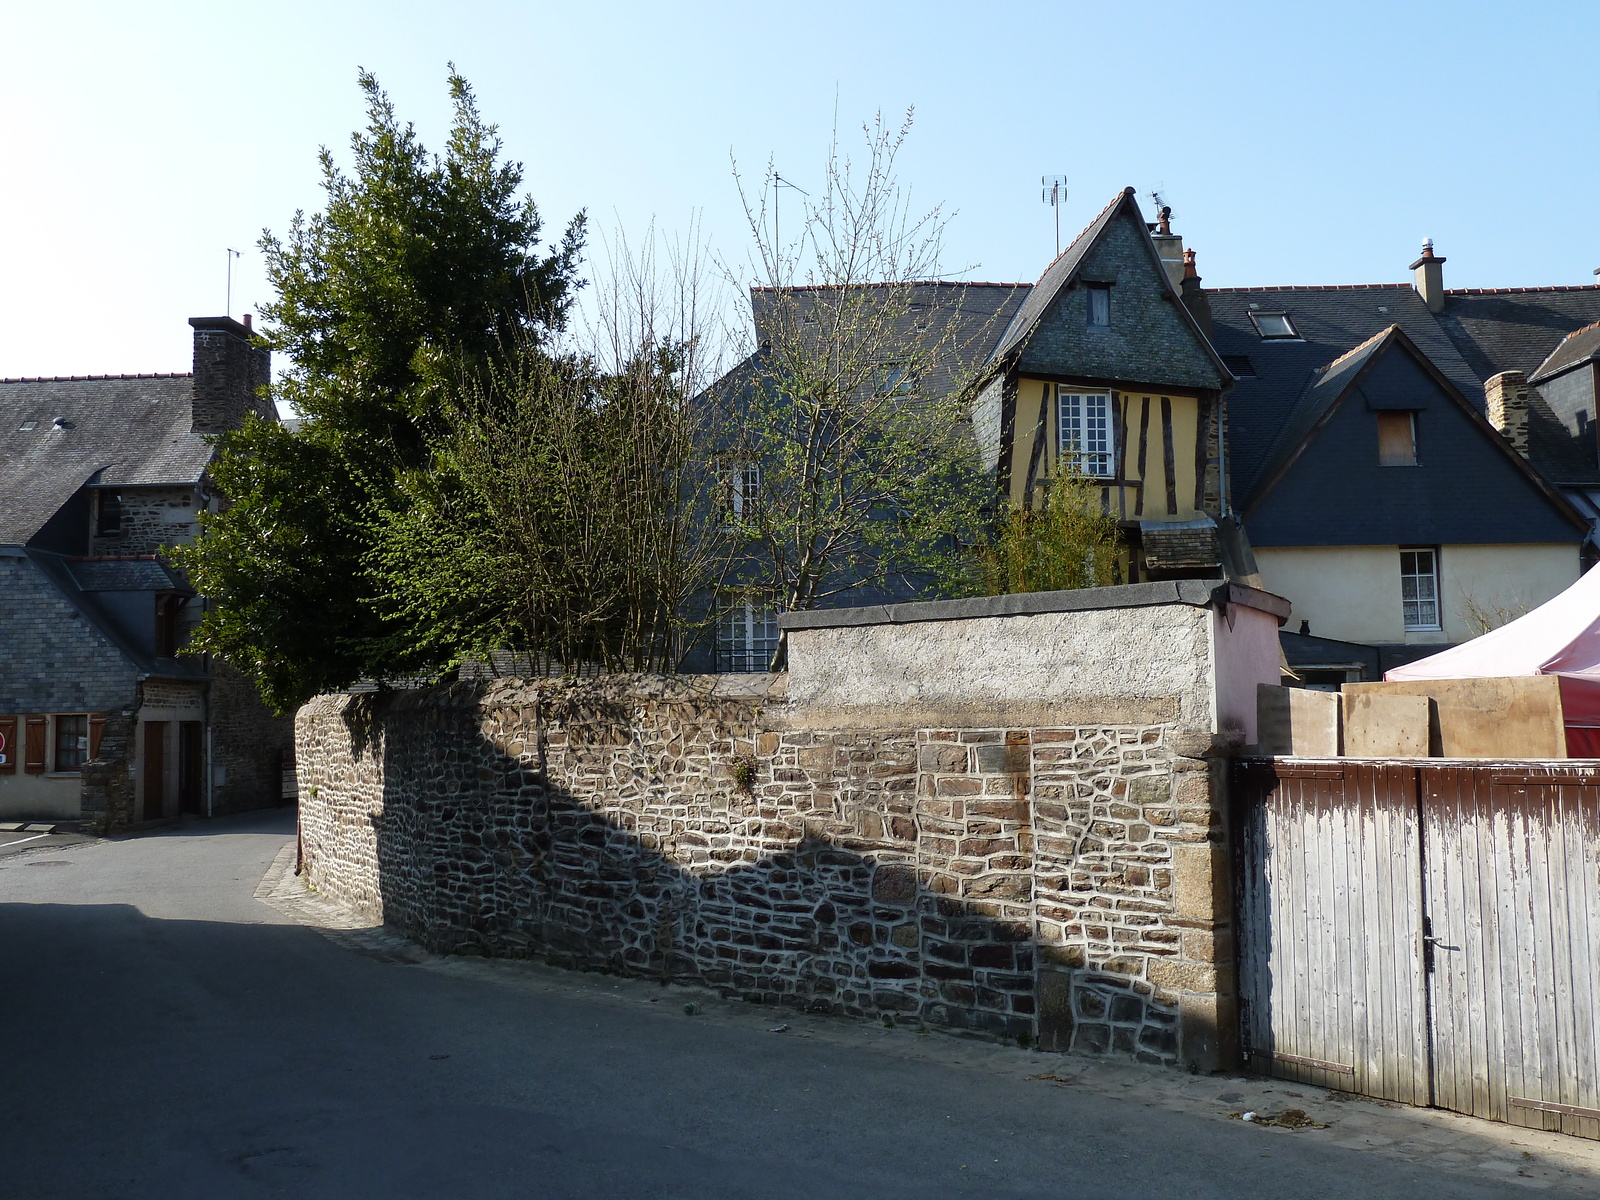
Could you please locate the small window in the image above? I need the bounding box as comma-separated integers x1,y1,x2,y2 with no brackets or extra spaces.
1250,312,1300,340
1401,548,1441,631
1377,412,1418,466
155,593,186,658
54,714,89,772
718,600,779,672
1058,389,1116,478
19,420,37,431
724,463,761,517
96,491,123,536
877,363,919,396
1086,285,1111,328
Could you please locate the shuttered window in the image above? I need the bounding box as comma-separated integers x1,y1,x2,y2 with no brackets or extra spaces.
54,715,89,771
24,716,46,774
1378,412,1418,466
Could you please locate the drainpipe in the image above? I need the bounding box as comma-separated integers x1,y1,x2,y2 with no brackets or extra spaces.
203,681,214,819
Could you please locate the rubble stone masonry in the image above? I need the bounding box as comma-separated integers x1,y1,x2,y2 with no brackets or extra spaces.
296,582,1286,1070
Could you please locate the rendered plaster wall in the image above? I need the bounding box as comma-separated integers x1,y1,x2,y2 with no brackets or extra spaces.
297,588,1280,1070
1255,543,1578,646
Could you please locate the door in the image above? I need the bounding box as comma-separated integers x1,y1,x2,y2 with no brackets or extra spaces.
1422,766,1600,1138
142,721,167,821
178,722,203,815
1234,759,1430,1105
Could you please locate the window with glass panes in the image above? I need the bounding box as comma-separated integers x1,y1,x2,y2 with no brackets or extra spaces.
54,714,89,771
726,463,760,516
1057,389,1115,477
1401,548,1440,631
718,600,779,671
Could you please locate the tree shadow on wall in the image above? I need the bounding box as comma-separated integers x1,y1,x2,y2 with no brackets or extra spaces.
323,685,1194,1066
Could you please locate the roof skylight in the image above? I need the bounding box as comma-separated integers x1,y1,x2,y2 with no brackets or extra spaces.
1250,312,1301,340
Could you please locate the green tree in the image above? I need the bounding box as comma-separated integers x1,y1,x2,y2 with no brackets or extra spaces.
715,113,1002,666
980,474,1122,595
175,68,584,712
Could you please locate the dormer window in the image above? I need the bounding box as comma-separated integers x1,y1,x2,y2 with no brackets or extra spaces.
96,491,123,537
1250,311,1300,340
1086,284,1111,328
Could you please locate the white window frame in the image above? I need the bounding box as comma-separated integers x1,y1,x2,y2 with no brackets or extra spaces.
725,463,760,517
1400,548,1441,632
718,600,779,672
1057,388,1116,478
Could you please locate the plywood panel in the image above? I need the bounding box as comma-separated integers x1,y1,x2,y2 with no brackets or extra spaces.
1343,693,1430,757
1346,677,1565,759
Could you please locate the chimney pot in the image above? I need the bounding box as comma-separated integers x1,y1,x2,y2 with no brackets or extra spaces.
1182,248,1198,279
1409,238,1447,313
242,313,252,331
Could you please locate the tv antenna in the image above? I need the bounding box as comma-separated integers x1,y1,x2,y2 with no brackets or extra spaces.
772,173,808,265
1149,191,1173,234
225,248,242,319
1041,176,1067,256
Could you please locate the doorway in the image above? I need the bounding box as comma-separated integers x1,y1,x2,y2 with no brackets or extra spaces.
178,722,204,815
142,721,167,821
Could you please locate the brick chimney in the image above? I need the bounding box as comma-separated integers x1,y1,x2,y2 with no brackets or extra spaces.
1485,370,1532,458
1179,248,1213,339
1410,239,1447,313
1150,205,1185,290
188,315,271,434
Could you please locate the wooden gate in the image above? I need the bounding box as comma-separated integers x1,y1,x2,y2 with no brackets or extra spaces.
1234,759,1600,1139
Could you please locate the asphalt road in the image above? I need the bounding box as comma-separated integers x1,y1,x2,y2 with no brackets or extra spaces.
0,810,1588,1199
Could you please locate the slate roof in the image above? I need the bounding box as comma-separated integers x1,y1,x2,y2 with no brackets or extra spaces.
988,188,1231,390
64,556,183,592
1435,287,1600,382
0,374,207,545
1531,320,1600,383
1207,284,1482,503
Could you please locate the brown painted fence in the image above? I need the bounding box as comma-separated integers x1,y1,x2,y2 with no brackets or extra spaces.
1232,758,1600,1139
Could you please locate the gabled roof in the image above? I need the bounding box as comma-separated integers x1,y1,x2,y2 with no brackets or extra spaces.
1243,322,1584,533
1532,320,1600,384
1207,284,1483,501
987,187,1232,389
0,374,208,545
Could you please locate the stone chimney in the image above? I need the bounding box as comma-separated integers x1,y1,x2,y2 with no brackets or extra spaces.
188,316,271,434
1179,248,1213,340
1411,239,1447,313
1485,370,1532,458
1150,205,1185,291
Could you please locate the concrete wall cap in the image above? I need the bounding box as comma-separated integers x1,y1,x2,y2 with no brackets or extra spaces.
778,578,1290,631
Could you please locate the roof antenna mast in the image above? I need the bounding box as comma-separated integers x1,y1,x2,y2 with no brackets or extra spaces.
225,248,242,321
772,173,807,277
1041,176,1067,256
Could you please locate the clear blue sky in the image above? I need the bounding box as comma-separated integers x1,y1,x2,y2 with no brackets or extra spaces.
3,0,1598,379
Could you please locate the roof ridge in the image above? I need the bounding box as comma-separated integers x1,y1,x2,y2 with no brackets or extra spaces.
1027,187,1132,288
1315,324,1397,377
64,554,163,562
1447,285,1600,295
0,372,193,384
750,280,1030,293
1558,318,1600,341
1206,283,1411,293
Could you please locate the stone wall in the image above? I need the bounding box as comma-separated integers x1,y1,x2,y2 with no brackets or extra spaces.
296,581,1286,1069
91,485,199,557
209,661,294,815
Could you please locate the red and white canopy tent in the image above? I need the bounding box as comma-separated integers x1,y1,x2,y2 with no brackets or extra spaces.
1386,567,1600,756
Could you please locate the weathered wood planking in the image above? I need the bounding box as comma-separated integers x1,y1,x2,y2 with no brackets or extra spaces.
1232,760,1429,1105
1425,769,1600,1139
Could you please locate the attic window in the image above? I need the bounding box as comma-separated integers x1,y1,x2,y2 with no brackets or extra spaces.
19,420,37,431
1086,284,1111,328
1221,355,1256,377
1250,312,1300,340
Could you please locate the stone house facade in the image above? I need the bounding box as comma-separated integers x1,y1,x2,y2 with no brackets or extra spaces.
0,316,293,826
